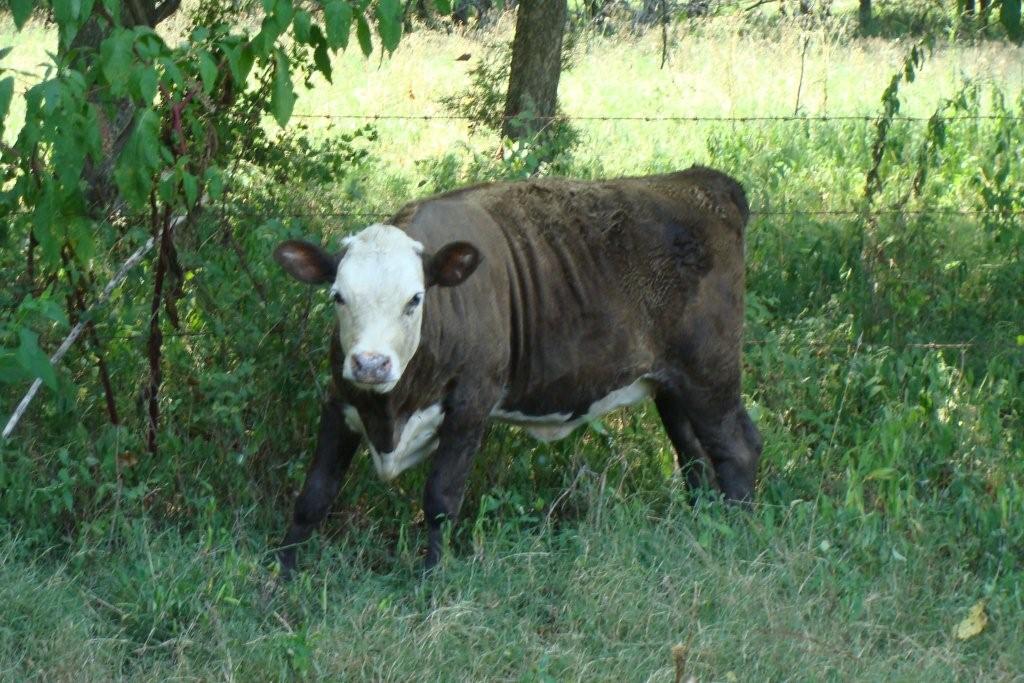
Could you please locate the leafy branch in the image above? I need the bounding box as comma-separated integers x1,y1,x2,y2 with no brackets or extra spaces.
0,0,408,444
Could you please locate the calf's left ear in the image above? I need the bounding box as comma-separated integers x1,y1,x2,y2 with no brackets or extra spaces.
274,240,340,285
425,241,482,288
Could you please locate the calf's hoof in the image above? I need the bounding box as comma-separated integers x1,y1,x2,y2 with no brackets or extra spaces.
276,548,298,582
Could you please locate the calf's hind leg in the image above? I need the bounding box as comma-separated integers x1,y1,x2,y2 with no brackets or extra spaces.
687,401,762,502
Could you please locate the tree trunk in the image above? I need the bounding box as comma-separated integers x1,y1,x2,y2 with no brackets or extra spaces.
964,0,976,15
453,0,472,24
66,2,181,213
501,0,568,140
858,0,871,26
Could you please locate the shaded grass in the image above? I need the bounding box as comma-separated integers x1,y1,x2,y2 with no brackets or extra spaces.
2,491,1021,681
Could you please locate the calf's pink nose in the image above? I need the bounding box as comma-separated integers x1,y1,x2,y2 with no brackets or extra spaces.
351,352,392,383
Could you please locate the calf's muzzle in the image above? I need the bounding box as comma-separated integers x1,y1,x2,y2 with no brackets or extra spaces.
350,352,393,384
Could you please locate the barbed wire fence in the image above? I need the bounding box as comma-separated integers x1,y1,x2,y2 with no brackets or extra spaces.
290,112,1024,122
188,107,1024,352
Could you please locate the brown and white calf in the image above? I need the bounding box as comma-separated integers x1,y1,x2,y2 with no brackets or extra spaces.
274,166,763,574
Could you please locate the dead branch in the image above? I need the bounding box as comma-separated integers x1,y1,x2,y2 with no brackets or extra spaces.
2,234,159,439
146,200,170,457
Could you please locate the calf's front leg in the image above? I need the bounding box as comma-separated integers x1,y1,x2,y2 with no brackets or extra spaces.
278,398,361,577
422,410,489,571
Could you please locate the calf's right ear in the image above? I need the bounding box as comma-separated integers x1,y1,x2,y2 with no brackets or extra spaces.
273,240,339,285
425,241,482,288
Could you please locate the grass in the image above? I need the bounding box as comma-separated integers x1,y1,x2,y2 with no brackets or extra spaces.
2,493,1022,681
2,7,1023,681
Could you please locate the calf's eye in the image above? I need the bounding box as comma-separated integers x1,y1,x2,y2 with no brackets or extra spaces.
331,291,345,305
404,292,423,314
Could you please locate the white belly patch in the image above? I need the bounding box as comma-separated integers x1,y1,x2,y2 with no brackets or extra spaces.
490,378,654,442
344,404,444,481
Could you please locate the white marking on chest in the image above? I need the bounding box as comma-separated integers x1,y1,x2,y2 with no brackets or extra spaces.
343,404,444,481
490,378,654,442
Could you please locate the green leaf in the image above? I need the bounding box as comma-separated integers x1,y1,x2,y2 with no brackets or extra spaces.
16,328,57,390
224,43,255,86
136,66,158,103
100,30,135,97
324,0,353,50
114,108,163,209
0,77,13,134
864,467,898,482
34,223,60,267
272,0,294,28
311,26,333,82
39,79,62,115
21,295,68,326
1002,0,1022,42
132,27,165,59
356,13,372,56
198,50,218,94
11,0,34,29
159,56,185,86
204,166,224,200
293,9,312,43
182,171,199,207
53,119,88,194
69,217,96,264
376,0,402,53
52,0,84,23
158,172,177,204
101,0,122,24
271,49,296,127
30,193,60,266
0,352,31,384
433,0,452,13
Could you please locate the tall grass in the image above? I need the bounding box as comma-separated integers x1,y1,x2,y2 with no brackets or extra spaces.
1,13,1022,681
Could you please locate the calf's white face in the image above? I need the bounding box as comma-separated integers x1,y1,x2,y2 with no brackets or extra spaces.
332,225,426,392
274,224,481,394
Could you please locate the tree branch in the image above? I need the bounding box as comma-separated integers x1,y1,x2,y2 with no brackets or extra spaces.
745,0,782,11
93,1,118,28
151,0,183,25
65,265,121,427
125,0,151,25
146,198,168,456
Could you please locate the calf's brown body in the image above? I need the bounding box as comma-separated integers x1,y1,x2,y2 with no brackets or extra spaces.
277,166,763,573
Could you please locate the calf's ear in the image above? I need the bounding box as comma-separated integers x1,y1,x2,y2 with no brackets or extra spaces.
425,241,482,288
274,240,339,285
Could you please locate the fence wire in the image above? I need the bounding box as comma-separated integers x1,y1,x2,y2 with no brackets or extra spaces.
223,207,1024,222
290,112,1024,123
100,328,1021,353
